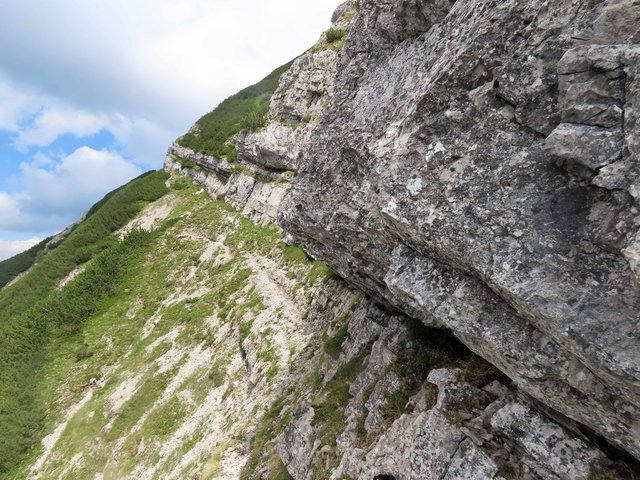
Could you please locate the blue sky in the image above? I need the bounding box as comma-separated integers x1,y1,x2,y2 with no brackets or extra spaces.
0,0,340,259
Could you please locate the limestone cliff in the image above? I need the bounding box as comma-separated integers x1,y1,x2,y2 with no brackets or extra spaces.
168,0,640,477
281,0,640,462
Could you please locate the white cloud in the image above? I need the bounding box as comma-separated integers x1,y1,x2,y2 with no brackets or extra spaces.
0,0,342,245
0,237,41,261
14,107,109,150
0,147,141,232
0,76,173,165
0,78,45,131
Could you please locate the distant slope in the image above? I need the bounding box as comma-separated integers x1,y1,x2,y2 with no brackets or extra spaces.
0,170,169,476
0,178,127,290
0,238,51,289
177,61,293,161
3,173,342,480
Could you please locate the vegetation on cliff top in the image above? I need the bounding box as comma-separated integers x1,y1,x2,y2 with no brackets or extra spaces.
177,61,293,161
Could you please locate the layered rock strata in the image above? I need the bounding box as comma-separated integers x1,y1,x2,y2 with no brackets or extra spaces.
169,0,640,466
278,0,640,460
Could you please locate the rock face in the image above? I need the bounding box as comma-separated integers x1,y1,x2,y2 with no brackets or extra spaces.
165,1,357,225
236,1,356,173
164,144,289,225
274,0,640,461
273,305,611,480
167,0,640,471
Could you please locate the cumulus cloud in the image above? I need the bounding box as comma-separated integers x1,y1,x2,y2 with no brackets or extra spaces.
0,237,41,261
0,76,173,165
0,147,141,232
0,78,46,131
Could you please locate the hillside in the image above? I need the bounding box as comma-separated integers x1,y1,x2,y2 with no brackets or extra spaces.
0,237,51,289
1,0,640,479
0,171,170,476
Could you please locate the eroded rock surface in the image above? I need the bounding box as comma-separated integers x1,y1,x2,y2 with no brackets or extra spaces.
274,303,613,480
167,0,640,472
279,0,640,460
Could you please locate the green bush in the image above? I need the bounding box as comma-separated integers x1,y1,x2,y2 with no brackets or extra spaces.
326,27,348,43
0,237,52,288
178,158,200,170
239,106,268,132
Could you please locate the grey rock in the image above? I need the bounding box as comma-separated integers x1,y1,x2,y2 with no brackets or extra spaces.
483,381,513,400
544,123,622,172
361,410,464,480
236,2,356,172
278,0,640,459
432,381,492,413
363,372,402,434
168,0,640,469
164,147,288,225
277,406,316,480
490,402,607,480
442,439,498,480
426,368,461,387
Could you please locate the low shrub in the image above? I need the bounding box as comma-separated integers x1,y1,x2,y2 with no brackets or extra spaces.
326,27,348,43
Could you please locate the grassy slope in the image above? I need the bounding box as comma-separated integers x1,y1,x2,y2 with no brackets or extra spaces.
2,172,508,480
0,237,52,289
0,170,169,476
6,178,334,480
0,182,129,290
177,61,293,161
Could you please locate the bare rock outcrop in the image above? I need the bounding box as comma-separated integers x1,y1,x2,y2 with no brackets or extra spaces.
279,0,640,460
167,0,640,467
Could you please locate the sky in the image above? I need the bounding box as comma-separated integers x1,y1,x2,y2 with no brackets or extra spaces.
0,0,340,260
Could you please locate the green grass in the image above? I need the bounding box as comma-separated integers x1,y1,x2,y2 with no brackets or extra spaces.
0,172,355,479
312,27,350,53
268,457,294,480
380,388,411,423
240,395,292,480
281,244,309,264
178,61,293,161
144,394,189,437
324,321,349,359
107,370,173,441
0,170,169,475
312,350,369,447
278,241,336,286
307,349,369,478
498,462,517,479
